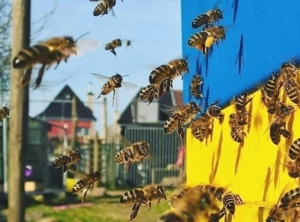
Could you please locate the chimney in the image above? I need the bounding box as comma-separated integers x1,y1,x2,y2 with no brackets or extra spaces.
87,82,94,111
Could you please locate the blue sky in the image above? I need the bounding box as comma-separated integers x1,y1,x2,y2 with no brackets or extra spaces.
29,0,182,132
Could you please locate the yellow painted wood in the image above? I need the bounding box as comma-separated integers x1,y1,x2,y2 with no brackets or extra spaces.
186,89,300,221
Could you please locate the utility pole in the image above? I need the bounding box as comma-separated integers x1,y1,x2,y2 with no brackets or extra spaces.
93,131,99,172
70,96,78,150
9,0,30,221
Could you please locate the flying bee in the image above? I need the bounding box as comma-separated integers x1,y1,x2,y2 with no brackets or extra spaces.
13,32,96,89
120,184,173,221
71,170,107,203
192,9,223,30
115,138,150,172
158,188,221,222
0,105,13,122
190,74,203,100
207,99,224,122
190,114,213,142
163,102,202,141
92,72,137,106
52,149,87,175
91,0,116,17
104,38,122,56
139,80,169,105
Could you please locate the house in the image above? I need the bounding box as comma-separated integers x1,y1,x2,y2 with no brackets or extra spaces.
35,84,97,143
115,89,185,187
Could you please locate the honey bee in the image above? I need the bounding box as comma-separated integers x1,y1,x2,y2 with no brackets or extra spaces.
13,36,77,88
278,60,300,104
261,84,281,115
192,9,223,29
91,0,116,17
71,170,106,203
285,138,300,179
190,114,213,142
120,184,172,221
266,184,300,222
139,80,168,105
52,149,86,175
234,92,253,113
0,105,13,122
190,74,203,100
229,113,247,143
206,99,224,122
149,58,190,86
163,102,202,141
158,188,221,222
269,102,294,145
104,38,122,56
187,31,209,54
115,140,150,172
92,72,137,106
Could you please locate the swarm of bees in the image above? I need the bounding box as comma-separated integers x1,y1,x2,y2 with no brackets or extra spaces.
120,184,172,221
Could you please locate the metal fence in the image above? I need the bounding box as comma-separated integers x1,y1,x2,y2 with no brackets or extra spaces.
114,126,185,188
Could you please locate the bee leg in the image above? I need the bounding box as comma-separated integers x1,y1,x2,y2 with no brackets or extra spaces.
61,165,67,175
82,184,92,203
112,89,116,106
34,63,46,89
129,203,141,221
20,68,32,87
177,122,184,141
110,49,117,56
124,161,133,172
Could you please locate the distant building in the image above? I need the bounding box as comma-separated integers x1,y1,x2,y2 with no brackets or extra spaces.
35,84,97,143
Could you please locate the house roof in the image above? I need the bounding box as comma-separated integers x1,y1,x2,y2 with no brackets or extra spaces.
118,88,182,124
35,85,96,121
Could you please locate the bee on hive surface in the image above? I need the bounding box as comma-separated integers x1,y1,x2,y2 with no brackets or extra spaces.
285,138,300,179
0,105,13,122
206,99,224,123
278,60,300,104
190,114,213,142
92,72,137,106
229,113,247,143
192,9,223,30
269,102,294,145
91,0,116,17
162,102,202,141
71,170,106,203
52,149,87,175
261,75,281,115
190,74,203,100
114,136,150,172
120,184,173,221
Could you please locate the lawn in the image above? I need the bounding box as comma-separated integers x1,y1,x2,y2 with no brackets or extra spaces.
17,190,173,222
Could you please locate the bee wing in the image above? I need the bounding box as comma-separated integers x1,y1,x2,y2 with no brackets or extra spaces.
91,73,111,82
160,104,187,116
75,39,101,57
121,81,138,89
111,134,133,147
68,169,88,180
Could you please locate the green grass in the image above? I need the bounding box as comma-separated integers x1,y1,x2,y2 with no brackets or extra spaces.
24,192,172,222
